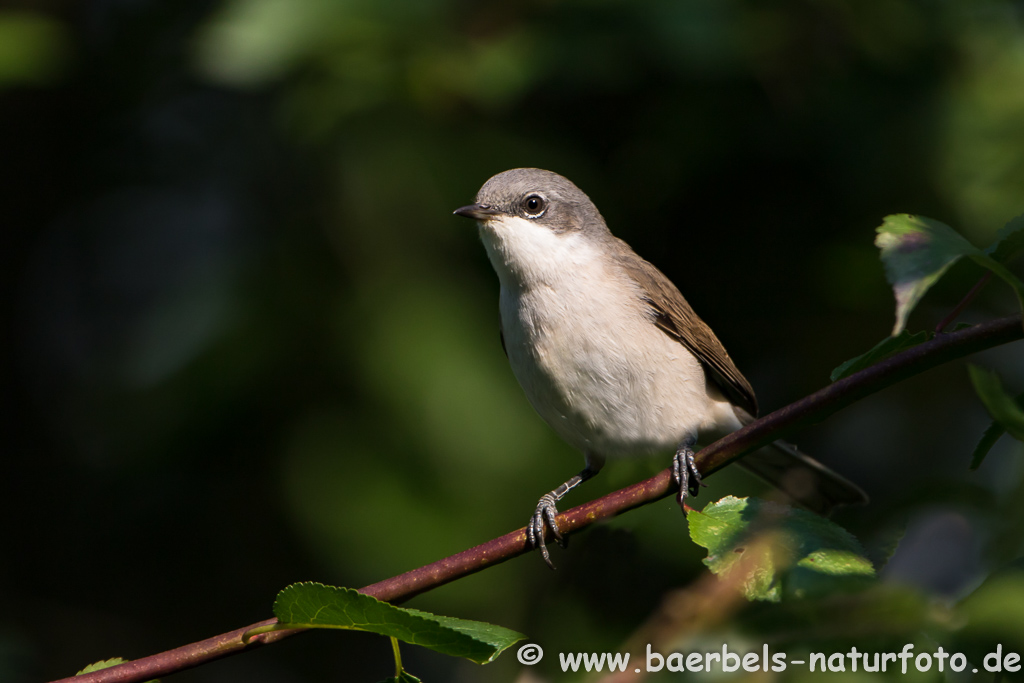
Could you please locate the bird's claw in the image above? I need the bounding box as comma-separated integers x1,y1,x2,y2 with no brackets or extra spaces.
527,493,565,569
672,440,705,508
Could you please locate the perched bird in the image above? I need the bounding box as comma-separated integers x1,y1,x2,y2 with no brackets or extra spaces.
454,168,866,566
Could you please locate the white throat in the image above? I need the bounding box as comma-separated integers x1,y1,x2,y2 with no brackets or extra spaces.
477,215,601,293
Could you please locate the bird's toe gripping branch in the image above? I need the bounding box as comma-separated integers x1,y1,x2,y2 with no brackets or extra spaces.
527,493,564,569
672,437,705,507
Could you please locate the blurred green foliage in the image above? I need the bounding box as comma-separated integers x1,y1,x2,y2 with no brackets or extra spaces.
0,12,67,87
3,0,1024,681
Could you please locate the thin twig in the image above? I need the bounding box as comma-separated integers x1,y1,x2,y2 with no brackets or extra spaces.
937,274,991,335
54,315,1024,683
935,271,993,333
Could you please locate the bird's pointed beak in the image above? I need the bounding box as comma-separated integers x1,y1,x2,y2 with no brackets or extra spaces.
453,203,502,221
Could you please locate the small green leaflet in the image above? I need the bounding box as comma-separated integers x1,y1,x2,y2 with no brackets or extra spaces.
273,582,525,665
830,324,972,382
76,658,128,675
830,330,932,382
688,496,874,602
968,366,1024,470
875,215,980,336
75,658,158,683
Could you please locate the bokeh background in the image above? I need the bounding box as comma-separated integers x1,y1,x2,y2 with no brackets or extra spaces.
3,0,1024,680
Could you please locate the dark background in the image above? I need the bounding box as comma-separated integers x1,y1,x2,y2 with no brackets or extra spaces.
3,0,1024,680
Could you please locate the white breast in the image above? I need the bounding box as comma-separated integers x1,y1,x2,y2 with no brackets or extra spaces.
479,215,739,457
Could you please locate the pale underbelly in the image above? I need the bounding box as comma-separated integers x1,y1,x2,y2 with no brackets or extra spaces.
505,314,727,457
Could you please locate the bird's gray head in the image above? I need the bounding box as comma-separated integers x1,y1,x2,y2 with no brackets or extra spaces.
453,168,615,289
453,168,609,237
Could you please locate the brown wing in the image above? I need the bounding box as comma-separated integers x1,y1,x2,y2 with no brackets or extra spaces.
610,238,759,416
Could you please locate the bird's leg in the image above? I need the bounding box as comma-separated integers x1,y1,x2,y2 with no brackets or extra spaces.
528,453,605,569
672,436,705,507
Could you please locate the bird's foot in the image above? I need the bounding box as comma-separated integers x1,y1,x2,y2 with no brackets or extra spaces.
527,493,565,569
525,464,600,568
672,438,705,508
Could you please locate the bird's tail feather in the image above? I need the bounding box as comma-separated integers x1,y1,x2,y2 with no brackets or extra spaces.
737,442,868,515
731,407,868,515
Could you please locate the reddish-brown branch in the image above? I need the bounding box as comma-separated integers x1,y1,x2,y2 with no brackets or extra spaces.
55,315,1024,683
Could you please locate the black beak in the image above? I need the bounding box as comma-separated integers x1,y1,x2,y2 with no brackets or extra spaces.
453,204,502,220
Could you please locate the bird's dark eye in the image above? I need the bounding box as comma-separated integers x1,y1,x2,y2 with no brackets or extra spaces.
523,194,546,217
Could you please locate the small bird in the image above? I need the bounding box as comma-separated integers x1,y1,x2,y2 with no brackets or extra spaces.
454,168,866,566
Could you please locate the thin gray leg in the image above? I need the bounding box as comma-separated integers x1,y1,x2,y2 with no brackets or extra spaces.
528,453,605,569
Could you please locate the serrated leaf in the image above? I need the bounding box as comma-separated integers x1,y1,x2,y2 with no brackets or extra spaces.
985,214,1024,264
830,330,932,382
75,658,157,682
875,214,982,336
273,582,525,664
76,658,128,675
377,672,422,683
688,496,874,602
968,366,1024,445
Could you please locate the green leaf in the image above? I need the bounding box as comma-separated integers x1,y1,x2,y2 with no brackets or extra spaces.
75,658,158,683
968,366,1024,446
875,214,982,336
972,216,1024,315
76,658,128,675
688,496,874,602
273,582,525,664
971,421,1009,471
985,214,1024,265
830,329,933,382
377,672,422,683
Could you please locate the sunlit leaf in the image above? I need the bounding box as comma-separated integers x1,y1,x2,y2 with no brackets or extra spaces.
875,214,981,336
273,583,525,664
688,496,874,602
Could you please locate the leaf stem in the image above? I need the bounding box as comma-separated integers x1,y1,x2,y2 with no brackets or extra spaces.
53,315,1024,683
240,623,285,643
935,271,992,333
391,637,403,677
